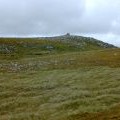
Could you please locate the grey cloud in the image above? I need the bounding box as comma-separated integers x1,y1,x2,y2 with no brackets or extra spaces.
78,0,120,34
0,0,85,36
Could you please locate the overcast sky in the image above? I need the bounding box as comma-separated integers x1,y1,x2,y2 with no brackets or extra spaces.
0,0,120,46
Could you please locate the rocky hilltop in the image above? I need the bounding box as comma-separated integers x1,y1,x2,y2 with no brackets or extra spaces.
39,33,116,48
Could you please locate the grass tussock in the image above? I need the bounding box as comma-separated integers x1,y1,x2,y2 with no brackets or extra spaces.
0,67,120,120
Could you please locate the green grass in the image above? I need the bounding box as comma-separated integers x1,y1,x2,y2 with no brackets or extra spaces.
0,39,120,120
0,67,120,120
0,48,120,72
0,38,113,60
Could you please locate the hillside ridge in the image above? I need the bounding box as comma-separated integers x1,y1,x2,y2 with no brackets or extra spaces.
0,34,117,56
39,33,117,48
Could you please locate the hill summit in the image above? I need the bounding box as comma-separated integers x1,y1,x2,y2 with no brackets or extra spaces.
40,33,117,49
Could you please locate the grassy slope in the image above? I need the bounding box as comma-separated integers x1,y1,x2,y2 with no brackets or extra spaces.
0,39,120,120
0,49,120,72
0,37,115,58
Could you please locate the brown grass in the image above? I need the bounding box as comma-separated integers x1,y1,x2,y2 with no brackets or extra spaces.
67,104,120,120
